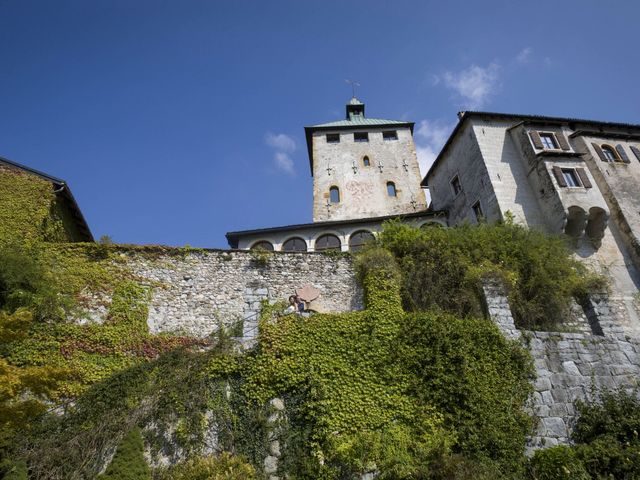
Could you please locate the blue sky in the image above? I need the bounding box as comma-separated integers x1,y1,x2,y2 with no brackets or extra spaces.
1,0,638,247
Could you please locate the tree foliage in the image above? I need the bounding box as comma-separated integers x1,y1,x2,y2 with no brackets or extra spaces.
375,220,604,329
99,427,151,480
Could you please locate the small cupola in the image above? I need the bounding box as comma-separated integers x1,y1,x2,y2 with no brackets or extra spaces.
346,97,365,120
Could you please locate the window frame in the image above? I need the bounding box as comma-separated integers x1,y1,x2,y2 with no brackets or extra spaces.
560,168,582,188
315,233,342,252
386,181,397,197
348,230,375,252
250,240,274,251
382,130,398,141
471,200,484,222
354,132,369,143
450,175,462,197
282,237,308,252
539,132,559,150
362,156,371,167
601,144,619,162
329,186,340,203
326,133,340,144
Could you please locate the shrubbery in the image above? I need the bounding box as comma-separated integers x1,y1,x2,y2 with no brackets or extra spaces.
153,453,256,480
376,220,603,329
528,389,640,480
99,428,151,480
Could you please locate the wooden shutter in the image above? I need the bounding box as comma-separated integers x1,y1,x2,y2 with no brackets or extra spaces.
552,166,567,187
530,131,543,149
631,146,640,162
592,142,607,162
616,144,630,163
555,131,571,151
576,168,592,188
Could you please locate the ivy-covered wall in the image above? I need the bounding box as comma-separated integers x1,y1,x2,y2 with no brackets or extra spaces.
0,166,70,243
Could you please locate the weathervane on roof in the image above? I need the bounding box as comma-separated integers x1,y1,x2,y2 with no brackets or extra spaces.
345,79,361,98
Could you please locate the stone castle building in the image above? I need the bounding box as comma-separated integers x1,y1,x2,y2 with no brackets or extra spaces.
423,112,640,335
4,101,640,451
226,98,442,252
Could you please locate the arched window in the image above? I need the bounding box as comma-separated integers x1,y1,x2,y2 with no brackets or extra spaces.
602,145,618,162
349,231,375,252
386,181,397,197
329,186,340,203
315,234,341,251
250,240,274,251
363,156,370,167
282,237,307,252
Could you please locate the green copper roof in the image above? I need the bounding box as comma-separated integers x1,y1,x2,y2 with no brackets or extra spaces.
308,117,410,128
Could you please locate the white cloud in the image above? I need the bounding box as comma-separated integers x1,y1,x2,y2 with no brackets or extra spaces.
274,152,295,175
265,132,297,175
516,47,533,64
436,62,500,110
265,132,296,153
414,119,455,176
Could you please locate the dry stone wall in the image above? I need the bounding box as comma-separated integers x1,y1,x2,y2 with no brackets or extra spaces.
87,247,362,337
483,281,640,452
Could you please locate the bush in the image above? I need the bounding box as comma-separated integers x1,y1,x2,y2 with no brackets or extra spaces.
378,221,603,329
153,453,256,480
99,427,151,480
572,389,640,479
528,445,589,480
573,389,640,445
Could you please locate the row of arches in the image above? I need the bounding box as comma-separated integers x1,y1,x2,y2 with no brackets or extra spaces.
328,182,397,204
251,230,376,253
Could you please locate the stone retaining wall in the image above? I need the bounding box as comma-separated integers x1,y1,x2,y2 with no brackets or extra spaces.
483,281,640,451
85,247,362,337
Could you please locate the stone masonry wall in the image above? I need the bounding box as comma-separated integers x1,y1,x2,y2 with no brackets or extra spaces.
483,281,640,452
85,247,362,337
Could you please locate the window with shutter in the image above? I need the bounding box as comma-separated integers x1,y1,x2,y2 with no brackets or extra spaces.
616,145,630,163
576,168,592,188
552,166,567,187
530,131,544,149
592,143,608,162
539,133,558,150
553,166,586,188
554,131,571,151
601,145,619,162
561,169,580,187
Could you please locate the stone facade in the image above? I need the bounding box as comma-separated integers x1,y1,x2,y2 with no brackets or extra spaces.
310,125,427,222
426,113,640,336
84,247,362,337
484,280,640,451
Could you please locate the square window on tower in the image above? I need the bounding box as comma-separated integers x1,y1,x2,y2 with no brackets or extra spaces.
383,130,398,141
326,134,340,144
354,132,369,143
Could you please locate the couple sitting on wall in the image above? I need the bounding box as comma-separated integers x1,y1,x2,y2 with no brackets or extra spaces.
283,284,322,315
285,295,305,314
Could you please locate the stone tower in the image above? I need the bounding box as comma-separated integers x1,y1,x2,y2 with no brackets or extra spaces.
304,98,428,222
